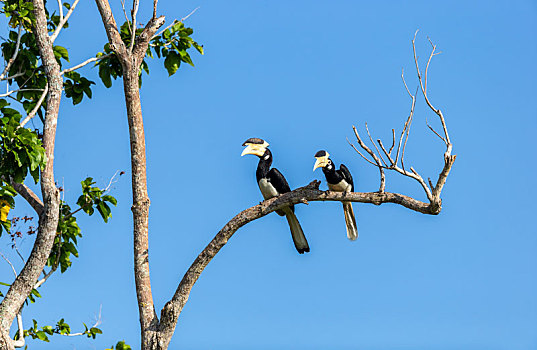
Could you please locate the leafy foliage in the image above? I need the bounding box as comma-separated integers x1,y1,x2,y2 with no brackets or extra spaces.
64,71,95,105
97,20,203,87
47,200,82,273
153,20,203,76
47,178,117,273
3,0,35,31
76,177,117,223
0,102,46,183
15,318,103,342
0,0,95,120
106,340,132,350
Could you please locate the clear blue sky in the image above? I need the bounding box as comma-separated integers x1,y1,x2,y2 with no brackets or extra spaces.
1,0,536,349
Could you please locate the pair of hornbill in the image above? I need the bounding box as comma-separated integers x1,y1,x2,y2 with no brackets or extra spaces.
242,138,357,254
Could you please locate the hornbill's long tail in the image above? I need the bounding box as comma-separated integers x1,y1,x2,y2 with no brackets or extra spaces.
342,201,358,241
283,207,310,254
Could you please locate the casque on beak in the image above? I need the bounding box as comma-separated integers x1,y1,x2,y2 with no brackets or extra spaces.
241,139,269,157
313,152,330,171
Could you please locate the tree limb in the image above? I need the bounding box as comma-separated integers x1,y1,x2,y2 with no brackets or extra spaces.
156,180,437,348
94,0,128,59
60,53,113,75
0,25,23,81
8,180,44,216
19,84,48,128
0,0,62,336
50,0,81,43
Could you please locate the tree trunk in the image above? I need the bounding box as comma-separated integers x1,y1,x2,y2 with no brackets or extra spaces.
121,61,159,349
0,0,61,341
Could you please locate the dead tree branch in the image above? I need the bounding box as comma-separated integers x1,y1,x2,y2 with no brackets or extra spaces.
50,0,80,43
350,32,455,210
156,179,439,348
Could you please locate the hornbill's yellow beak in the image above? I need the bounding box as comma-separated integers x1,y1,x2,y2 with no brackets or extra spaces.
241,140,269,157
313,153,330,171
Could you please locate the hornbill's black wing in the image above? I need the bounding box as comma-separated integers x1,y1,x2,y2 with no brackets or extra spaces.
339,164,354,191
268,168,294,212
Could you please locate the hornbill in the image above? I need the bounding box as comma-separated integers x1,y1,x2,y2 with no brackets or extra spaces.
313,150,358,240
241,138,310,254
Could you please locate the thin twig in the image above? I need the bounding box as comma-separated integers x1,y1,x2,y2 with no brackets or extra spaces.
4,70,26,81
0,24,22,80
388,129,395,155
103,170,122,193
57,0,64,21
120,0,131,37
413,31,451,147
352,126,386,192
63,307,102,336
347,137,385,168
0,88,44,98
0,250,17,277
180,6,200,22
365,122,388,167
425,116,446,142
401,86,419,171
61,53,113,75
50,0,81,43
130,0,140,52
152,7,200,40
19,84,48,128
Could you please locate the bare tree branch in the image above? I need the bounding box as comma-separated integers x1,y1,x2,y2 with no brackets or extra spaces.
0,251,17,278
152,7,200,40
365,123,388,167
3,70,26,81
50,0,81,43
352,126,386,192
0,25,23,81
94,0,128,58
60,53,113,75
425,116,446,143
130,0,140,52
56,0,63,21
19,84,48,128
156,180,440,348
8,180,44,216
347,137,386,168
0,88,44,98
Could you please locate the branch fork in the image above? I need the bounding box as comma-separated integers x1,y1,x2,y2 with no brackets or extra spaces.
348,32,455,209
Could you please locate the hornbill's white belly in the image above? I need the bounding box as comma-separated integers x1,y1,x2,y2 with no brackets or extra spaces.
328,179,352,192
258,179,279,200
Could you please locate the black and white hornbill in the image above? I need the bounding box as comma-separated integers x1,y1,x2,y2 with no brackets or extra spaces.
313,150,358,241
241,138,310,254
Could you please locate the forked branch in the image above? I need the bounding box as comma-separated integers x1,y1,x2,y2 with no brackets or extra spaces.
156,179,440,348
349,32,455,209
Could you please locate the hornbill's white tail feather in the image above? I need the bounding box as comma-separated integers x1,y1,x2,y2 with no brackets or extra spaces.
342,201,358,240
283,207,310,254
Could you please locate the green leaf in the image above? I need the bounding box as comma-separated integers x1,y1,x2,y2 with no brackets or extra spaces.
53,45,69,62
99,64,112,88
96,201,111,223
192,41,204,55
102,195,117,206
163,51,181,76
35,331,49,342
